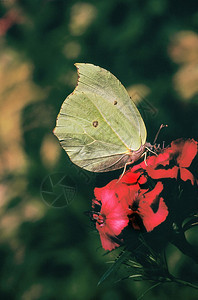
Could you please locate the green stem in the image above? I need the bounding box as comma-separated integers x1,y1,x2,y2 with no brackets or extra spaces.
172,277,198,290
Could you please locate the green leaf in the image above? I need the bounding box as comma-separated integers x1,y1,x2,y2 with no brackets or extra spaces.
183,215,198,232
97,250,131,285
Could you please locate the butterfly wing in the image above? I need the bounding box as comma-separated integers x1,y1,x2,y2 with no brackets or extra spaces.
75,63,147,147
54,63,147,172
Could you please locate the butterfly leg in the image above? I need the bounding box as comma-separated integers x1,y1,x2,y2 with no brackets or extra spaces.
142,151,148,166
145,146,158,156
118,160,134,181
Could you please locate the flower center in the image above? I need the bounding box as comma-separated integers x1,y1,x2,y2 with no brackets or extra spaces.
94,213,106,226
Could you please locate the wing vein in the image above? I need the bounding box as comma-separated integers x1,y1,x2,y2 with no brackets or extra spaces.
60,112,91,124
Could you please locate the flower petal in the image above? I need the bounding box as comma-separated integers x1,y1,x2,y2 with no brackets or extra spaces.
106,215,129,235
138,197,168,232
180,167,195,185
177,139,197,168
142,181,163,205
96,203,129,251
121,171,141,184
94,179,117,200
146,165,178,179
97,231,120,251
138,174,147,184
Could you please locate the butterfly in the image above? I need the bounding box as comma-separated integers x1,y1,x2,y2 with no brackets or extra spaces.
54,63,147,172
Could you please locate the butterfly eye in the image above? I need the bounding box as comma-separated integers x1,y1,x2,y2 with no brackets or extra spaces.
92,120,99,127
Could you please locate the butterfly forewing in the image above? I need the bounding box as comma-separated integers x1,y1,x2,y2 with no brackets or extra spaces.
75,63,147,146
54,63,147,172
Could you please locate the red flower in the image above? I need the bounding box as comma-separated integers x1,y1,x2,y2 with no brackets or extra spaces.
132,182,169,232
92,180,129,251
92,174,169,250
91,139,197,251
131,139,197,184
120,170,147,185
171,139,197,184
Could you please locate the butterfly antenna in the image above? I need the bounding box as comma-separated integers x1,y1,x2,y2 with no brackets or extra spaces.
153,124,168,144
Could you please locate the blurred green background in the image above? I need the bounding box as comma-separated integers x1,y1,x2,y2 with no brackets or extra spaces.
0,0,198,299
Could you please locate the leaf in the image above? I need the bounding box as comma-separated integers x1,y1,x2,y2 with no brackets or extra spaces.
137,282,162,300
97,250,131,285
183,215,198,232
